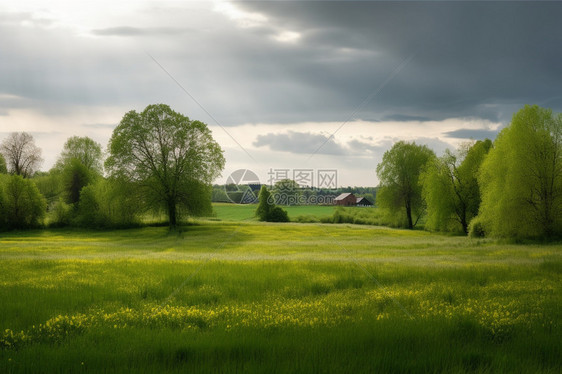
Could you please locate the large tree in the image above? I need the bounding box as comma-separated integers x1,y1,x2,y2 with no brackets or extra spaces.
105,104,225,227
54,136,103,205
422,139,492,234
0,132,43,178
55,136,103,174
478,105,562,238
376,141,435,229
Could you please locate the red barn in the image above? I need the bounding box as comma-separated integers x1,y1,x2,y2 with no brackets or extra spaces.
334,193,356,206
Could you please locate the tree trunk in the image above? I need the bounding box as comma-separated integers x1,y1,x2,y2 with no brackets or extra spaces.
405,200,413,229
461,218,468,235
168,199,177,228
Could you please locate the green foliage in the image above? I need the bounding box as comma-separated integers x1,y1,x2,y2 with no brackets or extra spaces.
268,206,290,222
468,215,486,238
0,153,6,174
255,186,273,221
55,136,103,175
177,179,213,218
62,158,95,205
422,140,492,234
211,186,230,202
75,179,142,228
376,141,435,229
255,186,289,222
105,104,225,227
49,198,73,227
272,179,302,205
327,206,388,226
33,171,63,205
0,174,46,229
75,184,102,227
478,105,562,238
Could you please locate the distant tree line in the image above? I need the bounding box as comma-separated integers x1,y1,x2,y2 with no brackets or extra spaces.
0,104,224,230
213,183,376,206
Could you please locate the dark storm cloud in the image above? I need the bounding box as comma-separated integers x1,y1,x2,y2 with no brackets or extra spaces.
443,128,500,140
381,114,432,122
254,131,346,155
1,1,561,130
236,1,562,123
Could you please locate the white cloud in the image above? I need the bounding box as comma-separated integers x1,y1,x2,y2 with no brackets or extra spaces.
274,31,301,43
213,0,268,28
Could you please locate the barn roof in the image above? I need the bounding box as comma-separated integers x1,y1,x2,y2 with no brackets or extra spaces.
334,192,354,201
356,197,373,205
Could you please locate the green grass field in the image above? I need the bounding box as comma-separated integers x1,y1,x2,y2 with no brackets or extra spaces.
212,202,335,221
1,221,561,373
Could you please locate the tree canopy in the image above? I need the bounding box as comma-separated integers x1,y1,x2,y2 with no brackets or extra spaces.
478,105,562,238
422,139,492,234
376,141,435,229
105,104,225,227
0,132,42,178
55,136,103,174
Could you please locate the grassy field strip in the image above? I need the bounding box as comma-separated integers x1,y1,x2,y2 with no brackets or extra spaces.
0,253,551,268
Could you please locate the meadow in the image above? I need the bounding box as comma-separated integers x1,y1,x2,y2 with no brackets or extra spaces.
211,202,336,221
0,219,560,373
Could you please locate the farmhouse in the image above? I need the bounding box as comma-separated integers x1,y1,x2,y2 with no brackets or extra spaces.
334,193,357,206
334,193,374,206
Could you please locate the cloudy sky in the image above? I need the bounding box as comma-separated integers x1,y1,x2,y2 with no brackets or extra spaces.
1,1,561,186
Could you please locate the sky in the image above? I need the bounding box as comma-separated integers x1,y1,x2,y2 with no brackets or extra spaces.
1,0,561,187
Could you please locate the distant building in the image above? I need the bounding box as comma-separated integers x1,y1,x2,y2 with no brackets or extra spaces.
334,193,357,206
334,193,374,206
356,197,373,206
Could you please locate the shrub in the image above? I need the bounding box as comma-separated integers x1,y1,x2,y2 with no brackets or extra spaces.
255,186,289,222
268,206,290,222
468,216,487,238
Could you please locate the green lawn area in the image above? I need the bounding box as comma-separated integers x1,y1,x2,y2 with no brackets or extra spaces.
212,202,335,221
0,222,560,373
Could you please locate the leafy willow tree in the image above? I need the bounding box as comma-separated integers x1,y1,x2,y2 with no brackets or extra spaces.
422,139,492,234
56,136,103,174
0,132,43,178
105,104,225,227
49,136,103,206
478,105,562,238
376,141,435,229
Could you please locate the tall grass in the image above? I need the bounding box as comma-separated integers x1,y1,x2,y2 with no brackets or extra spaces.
0,223,560,373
